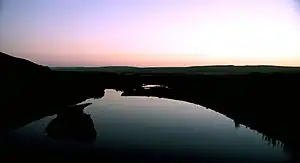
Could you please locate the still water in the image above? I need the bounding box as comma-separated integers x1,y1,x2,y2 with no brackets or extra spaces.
7,89,290,162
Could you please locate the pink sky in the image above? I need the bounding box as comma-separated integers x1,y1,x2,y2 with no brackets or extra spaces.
1,0,300,67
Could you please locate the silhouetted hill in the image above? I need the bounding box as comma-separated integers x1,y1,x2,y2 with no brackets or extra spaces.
1,52,52,99
0,52,105,131
0,52,51,75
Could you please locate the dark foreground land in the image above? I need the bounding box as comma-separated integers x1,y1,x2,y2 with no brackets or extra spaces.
1,52,300,162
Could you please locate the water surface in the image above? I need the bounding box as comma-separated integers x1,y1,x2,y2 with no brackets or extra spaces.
6,89,290,162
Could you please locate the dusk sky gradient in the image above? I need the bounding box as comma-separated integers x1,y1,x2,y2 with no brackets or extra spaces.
1,0,300,66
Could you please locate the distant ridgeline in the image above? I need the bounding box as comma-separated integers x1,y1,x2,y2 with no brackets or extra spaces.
51,65,300,75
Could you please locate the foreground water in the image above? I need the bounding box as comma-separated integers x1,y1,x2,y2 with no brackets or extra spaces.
6,89,290,162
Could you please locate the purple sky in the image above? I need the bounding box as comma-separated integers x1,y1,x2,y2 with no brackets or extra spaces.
1,0,300,66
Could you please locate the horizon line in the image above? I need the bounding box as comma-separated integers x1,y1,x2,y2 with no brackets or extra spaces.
49,64,300,68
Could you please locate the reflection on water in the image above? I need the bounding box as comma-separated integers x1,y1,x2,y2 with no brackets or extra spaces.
6,89,291,162
45,103,96,143
142,84,169,89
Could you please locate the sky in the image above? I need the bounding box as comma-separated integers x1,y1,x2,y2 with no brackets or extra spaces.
1,0,300,67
